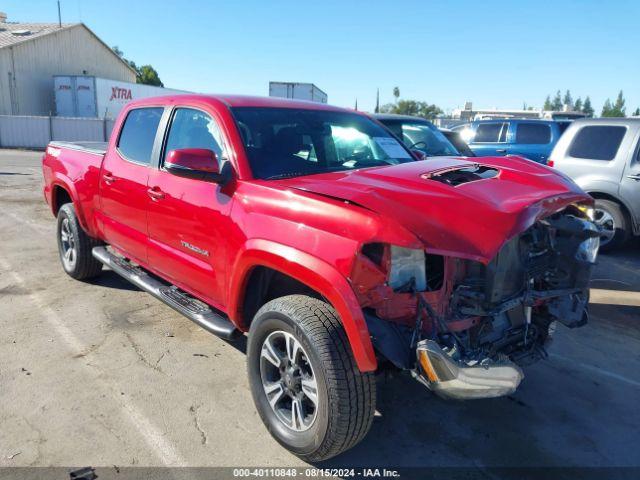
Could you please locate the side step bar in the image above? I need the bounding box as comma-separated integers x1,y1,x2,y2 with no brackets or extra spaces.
92,247,240,340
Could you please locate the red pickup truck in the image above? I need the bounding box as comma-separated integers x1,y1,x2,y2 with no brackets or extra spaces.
42,94,599,460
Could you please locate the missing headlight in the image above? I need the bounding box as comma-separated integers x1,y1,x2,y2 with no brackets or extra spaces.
389,246,426,291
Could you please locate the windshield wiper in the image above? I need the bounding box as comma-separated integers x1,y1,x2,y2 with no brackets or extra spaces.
265,172,311,180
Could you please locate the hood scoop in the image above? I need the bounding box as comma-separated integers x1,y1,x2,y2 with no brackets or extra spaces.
422,164,499,186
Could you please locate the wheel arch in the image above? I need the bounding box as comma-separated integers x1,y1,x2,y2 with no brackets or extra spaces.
50,179,91,232
228,239,377,372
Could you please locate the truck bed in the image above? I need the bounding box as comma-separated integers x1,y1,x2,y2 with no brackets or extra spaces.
49,141,108,156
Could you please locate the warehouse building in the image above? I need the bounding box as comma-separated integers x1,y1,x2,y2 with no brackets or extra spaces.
0,12,136,115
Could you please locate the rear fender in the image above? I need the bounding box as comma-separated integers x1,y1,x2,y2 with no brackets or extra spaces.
49,176,88,228
228,239,377,372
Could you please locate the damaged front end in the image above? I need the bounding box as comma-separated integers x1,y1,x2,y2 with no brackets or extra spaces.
351,205,599,400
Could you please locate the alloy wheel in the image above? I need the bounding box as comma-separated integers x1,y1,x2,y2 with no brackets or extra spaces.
60,217,77,270
593,208,616,246
260,330,319,432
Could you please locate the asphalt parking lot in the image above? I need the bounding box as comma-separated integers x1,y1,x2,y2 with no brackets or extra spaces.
1,149,639,471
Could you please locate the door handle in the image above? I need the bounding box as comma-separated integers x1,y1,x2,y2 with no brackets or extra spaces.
103,172,116,184
147,187,165,200
627,174,640,181
496,149,507,154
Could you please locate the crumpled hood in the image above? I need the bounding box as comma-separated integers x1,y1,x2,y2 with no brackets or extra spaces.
274,156,592,263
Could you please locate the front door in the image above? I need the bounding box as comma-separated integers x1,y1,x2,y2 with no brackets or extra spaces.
510,122,553,163
469,121,509,156
619,129,640,227
98,107,164,263
146,107,234,309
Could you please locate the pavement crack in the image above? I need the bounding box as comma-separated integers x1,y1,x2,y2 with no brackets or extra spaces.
123,332,165,375
189,405,208,445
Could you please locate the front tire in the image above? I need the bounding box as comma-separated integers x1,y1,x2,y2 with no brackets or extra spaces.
247,295,376,462
594,199,630,252
56,203,103,280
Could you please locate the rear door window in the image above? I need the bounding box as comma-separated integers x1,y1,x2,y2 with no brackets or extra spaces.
515,123,551,144
569,126,627,161
474,123,508,143
117,107,163,164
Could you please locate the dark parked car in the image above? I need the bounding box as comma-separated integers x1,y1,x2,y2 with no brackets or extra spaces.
372,114,461,157
440,128,475,156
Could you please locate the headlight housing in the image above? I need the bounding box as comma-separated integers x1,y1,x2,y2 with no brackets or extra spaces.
576,204,595,221
388,246,426,291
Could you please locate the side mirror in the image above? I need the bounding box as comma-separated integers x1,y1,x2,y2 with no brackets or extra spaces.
165,148,229,184
411,149,427,161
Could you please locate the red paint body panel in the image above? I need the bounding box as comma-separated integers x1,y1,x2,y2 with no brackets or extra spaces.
42,94,592,373
275,156,591,263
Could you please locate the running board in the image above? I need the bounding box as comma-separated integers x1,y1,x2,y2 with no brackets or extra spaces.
92,247,240,340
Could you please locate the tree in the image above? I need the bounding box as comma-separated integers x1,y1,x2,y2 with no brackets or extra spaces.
543,95,553,110
374,88,380,113
633,107,640,116
393,86,400,101
563,90,573,110
112,45,164,87
582,96,594,117
612,90,626,117
380,99,443,119
137,65,163,87
601,98,613,117
551,90,563,110
602,91,626,117
574,97,583,112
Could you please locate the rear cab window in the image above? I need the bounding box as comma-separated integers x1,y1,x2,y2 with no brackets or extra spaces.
515,123,551,144
117,107,164,164
569,126,627,161
474,122,509,143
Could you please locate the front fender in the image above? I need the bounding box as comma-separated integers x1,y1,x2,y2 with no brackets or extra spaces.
228,239,377,372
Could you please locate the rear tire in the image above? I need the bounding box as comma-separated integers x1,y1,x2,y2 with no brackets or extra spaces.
247,295,376,462
56,203,103,280
594,199,630,252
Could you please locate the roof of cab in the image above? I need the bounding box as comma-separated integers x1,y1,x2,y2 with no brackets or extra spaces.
371,113,433,122
127,94,349,112
570,117,640,126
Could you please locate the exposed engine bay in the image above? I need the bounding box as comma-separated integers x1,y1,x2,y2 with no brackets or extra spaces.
351,205,599,399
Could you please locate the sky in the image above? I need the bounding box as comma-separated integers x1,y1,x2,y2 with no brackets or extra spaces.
5,0,640,115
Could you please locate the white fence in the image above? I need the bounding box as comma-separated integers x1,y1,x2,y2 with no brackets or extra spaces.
0,115,116,149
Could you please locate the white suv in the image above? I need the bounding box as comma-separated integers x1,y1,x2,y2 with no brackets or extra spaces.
550,118,640,251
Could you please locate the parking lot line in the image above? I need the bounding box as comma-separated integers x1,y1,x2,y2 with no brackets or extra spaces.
589,288,640,307
549,353,640,388
0,256,187,467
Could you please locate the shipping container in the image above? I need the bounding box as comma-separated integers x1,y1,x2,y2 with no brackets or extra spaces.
268,82,327,103
54,75,188,118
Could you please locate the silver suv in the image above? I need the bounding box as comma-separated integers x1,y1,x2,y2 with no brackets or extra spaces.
550,118,640,250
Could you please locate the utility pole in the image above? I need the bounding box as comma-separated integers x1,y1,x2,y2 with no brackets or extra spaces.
57,0,62,28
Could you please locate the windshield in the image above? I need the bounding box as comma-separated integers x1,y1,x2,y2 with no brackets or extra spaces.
379,119,460,157
231,107,415,179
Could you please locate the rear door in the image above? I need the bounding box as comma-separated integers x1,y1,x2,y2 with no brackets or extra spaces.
469,121,509,156
511,121,553,163
619,126,640,227
98,106,164,264
557,124,628,195
146,106,234,309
